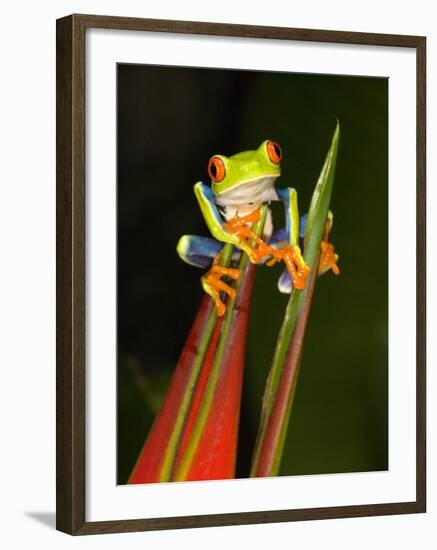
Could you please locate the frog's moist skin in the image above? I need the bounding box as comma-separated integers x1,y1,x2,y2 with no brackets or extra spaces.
177,140,338,316
211,140,280,241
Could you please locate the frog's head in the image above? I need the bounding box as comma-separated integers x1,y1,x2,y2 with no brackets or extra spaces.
208,140,282,207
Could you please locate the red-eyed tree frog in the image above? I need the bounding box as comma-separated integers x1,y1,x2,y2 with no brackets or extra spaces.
177,140,339,316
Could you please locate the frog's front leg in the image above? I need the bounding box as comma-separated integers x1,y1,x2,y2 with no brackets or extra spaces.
222,209,273,264
270,188,311,290
271,222,309,294
194,182,269,264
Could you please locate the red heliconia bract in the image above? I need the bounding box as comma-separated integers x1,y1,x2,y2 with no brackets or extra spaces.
177,261,256,481
128,261,256,484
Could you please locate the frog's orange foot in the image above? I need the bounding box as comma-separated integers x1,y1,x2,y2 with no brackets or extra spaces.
268,244,311,290
224,209,272,265
224,211,261,245
201,265,240,317
319,241,340,276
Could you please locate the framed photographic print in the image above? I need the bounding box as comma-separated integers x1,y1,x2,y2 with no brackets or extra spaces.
56,14,426,535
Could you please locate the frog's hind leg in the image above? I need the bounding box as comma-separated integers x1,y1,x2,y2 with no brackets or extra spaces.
201,259,241,317
268,214,307,251
275,211,339,294
318,211,340,275
177,235,240,316
267,227,290,294
177,235,224,268
267,228,295,294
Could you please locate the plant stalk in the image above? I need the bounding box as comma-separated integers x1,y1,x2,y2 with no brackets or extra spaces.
250,122,340,477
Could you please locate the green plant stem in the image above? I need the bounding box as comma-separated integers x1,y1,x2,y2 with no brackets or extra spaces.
250,122,340,477
158,244,233,482
173,206,268,481
250,265,317,476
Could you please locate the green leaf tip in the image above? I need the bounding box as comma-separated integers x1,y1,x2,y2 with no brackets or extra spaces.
304,121,340,269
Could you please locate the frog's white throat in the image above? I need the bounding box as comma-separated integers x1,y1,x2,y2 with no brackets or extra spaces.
214,175,279,207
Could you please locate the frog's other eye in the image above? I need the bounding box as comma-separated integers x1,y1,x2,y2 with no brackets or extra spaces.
208,156,226,183
267,140,282,164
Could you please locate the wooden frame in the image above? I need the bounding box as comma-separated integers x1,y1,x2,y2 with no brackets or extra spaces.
56,13,426,535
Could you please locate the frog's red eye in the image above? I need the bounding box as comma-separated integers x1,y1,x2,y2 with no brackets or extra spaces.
267,140,282,164
208,156,226,183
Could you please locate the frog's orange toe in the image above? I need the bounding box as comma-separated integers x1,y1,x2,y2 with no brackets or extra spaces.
269,244,311,291
201,265,240,317
224,209,272,265
292,263,311,290
319,241,340,276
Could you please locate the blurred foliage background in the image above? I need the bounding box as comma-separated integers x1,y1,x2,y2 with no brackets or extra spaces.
117,64,388,484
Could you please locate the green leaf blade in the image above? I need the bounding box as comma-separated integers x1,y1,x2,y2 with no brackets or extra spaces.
250,122,340,477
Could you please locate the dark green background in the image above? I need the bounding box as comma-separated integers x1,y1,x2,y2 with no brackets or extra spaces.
117,64,388,484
